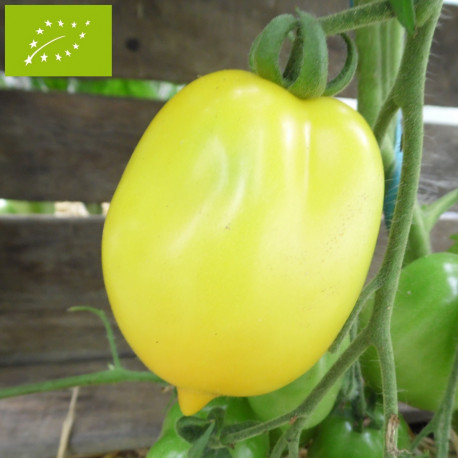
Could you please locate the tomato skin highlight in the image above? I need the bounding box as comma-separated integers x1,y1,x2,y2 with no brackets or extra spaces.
360,252,458,412
102,70,384,414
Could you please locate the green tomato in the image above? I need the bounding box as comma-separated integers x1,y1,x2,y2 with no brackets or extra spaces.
247,336,350,430
360,252,458,412
307,405,411,458
147,397,269,458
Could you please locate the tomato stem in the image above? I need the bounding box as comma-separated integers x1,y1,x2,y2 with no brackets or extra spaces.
409,344,458,457
69,305,123,369
365,2,443,456
379,18,403,187
402,202,431,264
330,274,383,353
0,368,166,400
421,188,458,233
220,330,371,449
269,434,288,458
319,0,430,36
354,1,383,129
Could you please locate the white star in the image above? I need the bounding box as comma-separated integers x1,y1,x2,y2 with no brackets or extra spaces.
55,53,62,61
73,43,79,49
41,53,48,62
79,32,86,39
45,20,52,27
85,20,90,26
36,28,43,34
65,50,71,56
71,21,77,28
58,20,64,27
29,40,37,48
24,55,32,66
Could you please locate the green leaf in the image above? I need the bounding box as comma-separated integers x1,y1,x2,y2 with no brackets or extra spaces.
206,406,226,436
448,235,458,254
176,410,233,457
187,422,215,458
176,416,213,443
221,420,262,436
389,0,416,34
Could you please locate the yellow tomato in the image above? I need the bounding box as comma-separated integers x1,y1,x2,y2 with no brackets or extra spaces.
102,70,383,415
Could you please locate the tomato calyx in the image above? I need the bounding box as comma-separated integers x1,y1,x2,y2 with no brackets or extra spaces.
176,402,264,456
249,11,357,98
148,397,268,457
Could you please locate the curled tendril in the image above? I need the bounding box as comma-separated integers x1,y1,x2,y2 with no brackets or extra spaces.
249,11,358,99
323,33,358,97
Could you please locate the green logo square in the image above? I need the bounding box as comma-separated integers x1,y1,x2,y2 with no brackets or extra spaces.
5,5,112,76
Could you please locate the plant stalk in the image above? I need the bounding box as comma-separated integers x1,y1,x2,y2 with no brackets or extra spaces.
0,369,165,400
366,2,443,456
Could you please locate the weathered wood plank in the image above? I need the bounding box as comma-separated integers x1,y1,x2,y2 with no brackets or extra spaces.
420,124,458,206
0,90,457,203
0,1,456,105
0,215,107,312
0,90,162,202
0,308,133,366
0,215,131,365
0,358,171,458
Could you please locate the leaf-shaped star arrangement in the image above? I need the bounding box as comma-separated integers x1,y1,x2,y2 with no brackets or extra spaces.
24,19,91,66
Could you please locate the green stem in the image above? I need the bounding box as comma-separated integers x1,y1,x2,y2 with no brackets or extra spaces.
366,3,443,456
330,274,383,353
422,188,458,232
375,336,400,456
354,6,382,127
221,330,371,446
0,368,165,400
287,330,371,439
373,96,399,146
403,202,431,264
269,434,287,458
380,19,403,98
286,433,300,458
350,323,368,428
316,0,431,37
410,344,458,456
70,306,122,369
379,19,403,170
435,344,458,458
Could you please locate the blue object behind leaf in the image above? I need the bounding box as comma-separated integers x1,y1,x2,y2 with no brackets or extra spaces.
383,112,403,228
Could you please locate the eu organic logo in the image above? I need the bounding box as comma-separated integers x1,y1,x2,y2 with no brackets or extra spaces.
5,5,112,77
